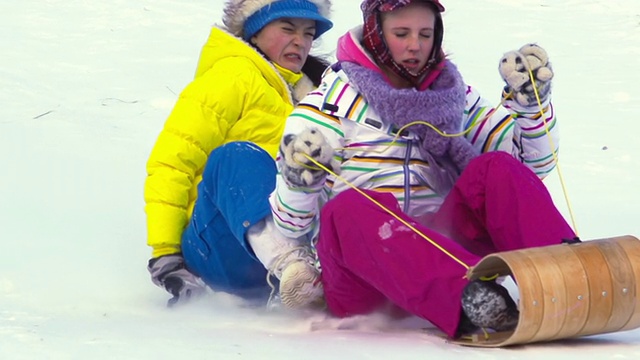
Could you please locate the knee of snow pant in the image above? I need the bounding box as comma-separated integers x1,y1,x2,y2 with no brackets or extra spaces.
197,141,277,257
181,215,269,297
317,188,479,337
180,141,275,297
454,151,526,212
431,150,575,254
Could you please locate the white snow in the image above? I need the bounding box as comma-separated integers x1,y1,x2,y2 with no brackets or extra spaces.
1,0,639,358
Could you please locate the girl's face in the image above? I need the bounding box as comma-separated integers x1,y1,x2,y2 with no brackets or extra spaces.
251,18,316,73
381,3,436,75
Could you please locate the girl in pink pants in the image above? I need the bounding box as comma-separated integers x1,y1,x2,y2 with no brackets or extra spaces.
316,152,576,338
270,0,572,337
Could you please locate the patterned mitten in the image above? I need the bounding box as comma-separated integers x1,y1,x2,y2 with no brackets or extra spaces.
499,43,553,107
280,128,338,187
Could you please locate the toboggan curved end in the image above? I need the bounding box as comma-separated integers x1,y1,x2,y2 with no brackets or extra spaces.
451,235,640,347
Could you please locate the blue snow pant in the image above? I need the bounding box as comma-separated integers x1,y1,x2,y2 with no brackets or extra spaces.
181,141,276,299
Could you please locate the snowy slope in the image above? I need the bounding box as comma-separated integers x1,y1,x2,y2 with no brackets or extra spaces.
1,0,639,358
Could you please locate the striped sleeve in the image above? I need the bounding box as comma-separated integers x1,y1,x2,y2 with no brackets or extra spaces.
269,88,344,238
463,85,559,178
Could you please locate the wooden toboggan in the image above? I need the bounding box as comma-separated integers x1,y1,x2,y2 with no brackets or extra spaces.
452,235,640,347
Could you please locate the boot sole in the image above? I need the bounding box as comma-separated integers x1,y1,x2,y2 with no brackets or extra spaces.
280,262,324,309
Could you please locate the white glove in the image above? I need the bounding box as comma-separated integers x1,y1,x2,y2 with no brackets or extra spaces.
499,43,553,107
280,128,338,187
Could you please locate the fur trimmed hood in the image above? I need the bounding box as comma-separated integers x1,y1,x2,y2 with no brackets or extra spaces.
222,0,332,39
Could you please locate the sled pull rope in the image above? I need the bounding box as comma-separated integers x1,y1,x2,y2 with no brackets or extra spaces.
301,154,470,271
527,69,579,236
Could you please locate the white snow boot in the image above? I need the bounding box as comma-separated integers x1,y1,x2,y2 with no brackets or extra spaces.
246,215,324,309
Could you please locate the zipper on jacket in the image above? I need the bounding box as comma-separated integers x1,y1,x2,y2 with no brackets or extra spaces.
403,140,412,214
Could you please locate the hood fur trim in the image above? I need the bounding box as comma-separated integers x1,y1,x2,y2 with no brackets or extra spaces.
222,0,332,38
291,75,314,104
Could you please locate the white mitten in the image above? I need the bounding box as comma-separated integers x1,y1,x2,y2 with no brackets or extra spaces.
499,43,553,107
280,128,338,187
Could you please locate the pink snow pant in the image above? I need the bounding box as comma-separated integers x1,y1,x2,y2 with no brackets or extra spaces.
316,151,576,337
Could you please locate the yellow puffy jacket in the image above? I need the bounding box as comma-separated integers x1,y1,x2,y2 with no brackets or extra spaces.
144,27,312,258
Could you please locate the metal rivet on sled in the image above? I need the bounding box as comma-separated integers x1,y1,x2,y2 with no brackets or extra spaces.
602,291,608,297
551,297,557,303
242,220,250,228
577,295,583,300
623,288,629,295
533,300,539,306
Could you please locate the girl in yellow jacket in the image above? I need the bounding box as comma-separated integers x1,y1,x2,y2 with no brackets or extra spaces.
144,0,333,307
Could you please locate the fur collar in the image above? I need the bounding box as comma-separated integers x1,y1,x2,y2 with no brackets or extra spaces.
292,75,314,103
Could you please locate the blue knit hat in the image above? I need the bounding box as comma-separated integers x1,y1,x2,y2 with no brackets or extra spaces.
242,0,333,40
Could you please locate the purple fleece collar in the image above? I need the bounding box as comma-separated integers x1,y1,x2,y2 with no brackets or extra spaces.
341,60,479,173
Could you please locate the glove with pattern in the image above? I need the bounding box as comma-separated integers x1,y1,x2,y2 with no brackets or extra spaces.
499,43,553,107
280,128,339,187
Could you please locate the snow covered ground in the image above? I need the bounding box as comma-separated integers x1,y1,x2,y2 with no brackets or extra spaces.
1,0,639,358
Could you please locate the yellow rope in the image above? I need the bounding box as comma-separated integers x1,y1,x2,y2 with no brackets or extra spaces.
527,69,579,236
478,273,499,281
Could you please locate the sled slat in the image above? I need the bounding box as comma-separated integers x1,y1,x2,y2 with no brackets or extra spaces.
570,243,613,335
549,245,590,339
617,238,640,331
504,251,543,345
523,247,567,341
596,241,635,332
